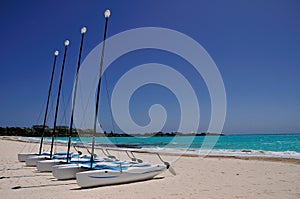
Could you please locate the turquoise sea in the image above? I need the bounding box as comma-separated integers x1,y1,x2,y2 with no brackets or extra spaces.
24,133,299,159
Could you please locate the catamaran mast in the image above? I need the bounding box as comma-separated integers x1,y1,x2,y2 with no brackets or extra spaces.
66,27,87,163
90,9,111,168
50,40,70,158
38,50,59,155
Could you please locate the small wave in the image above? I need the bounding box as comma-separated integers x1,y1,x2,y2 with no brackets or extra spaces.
18,137,41,142
136,147,300,160
17,137,300,160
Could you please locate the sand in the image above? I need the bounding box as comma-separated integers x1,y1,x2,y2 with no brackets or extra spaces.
0,137,299,199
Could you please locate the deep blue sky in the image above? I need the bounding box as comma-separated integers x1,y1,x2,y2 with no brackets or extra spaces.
0,0,299,134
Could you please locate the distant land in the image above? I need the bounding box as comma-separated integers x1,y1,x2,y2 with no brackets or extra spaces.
0,126,224,137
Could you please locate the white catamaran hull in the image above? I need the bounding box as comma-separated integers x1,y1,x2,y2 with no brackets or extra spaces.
51,158,110,180
18,153,37,162
25,155,50,166
36,159,67,172
52,164,90,180
76,164,166,188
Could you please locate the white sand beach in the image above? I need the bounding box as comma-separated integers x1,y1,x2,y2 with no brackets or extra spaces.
0,137,299,199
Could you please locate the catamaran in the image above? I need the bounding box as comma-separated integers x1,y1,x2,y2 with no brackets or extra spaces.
74,9,170,187
36,27,87,172
18,50,59,162
26,39,81,167
76,163,166,188
50,8,117,180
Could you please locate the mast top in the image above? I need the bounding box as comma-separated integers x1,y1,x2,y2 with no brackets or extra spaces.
54,50,59,56
81,27,87,34
64,40,70,46
104,9,111,18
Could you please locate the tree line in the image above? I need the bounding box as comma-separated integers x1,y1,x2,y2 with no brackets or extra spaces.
0,126,223,137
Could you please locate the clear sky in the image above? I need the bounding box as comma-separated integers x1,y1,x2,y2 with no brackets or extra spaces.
0,0,299,134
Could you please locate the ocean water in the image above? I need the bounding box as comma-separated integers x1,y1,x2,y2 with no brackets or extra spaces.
21,134,300,159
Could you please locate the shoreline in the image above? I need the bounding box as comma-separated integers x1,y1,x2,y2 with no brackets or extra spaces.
2,136,300,164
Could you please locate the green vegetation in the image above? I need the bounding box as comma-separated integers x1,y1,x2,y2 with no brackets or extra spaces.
0,126,78,137
0,126,224,137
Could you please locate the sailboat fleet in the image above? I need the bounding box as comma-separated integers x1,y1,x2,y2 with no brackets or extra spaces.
17,9,172,188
